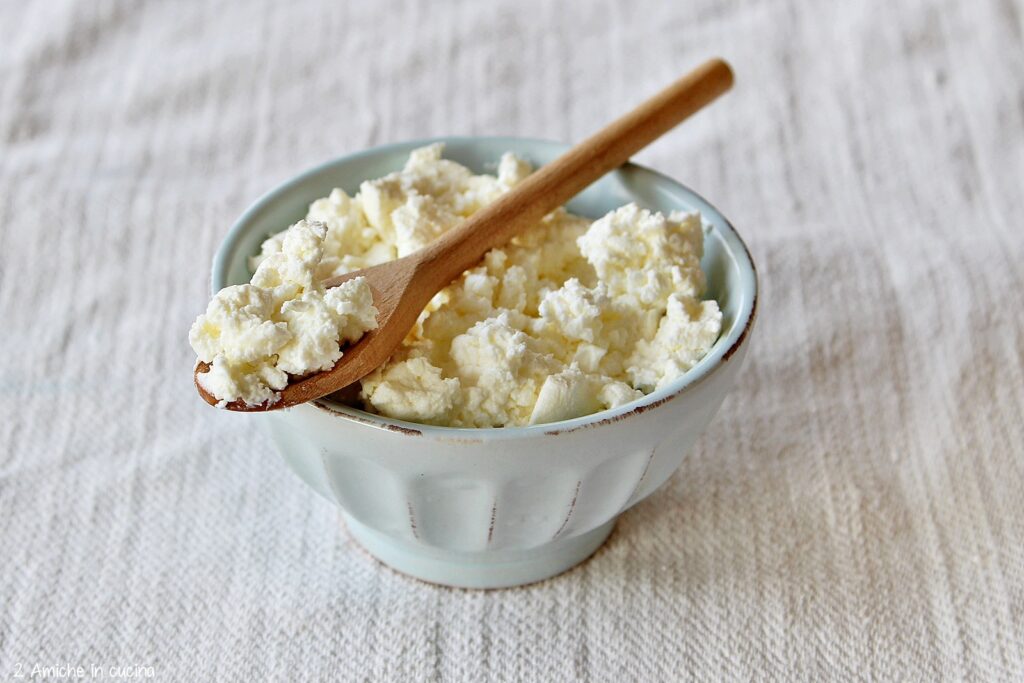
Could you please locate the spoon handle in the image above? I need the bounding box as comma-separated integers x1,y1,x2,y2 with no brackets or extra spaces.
419,58,733,288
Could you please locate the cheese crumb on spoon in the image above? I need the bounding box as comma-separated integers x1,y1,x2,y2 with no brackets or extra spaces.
189,220,378,407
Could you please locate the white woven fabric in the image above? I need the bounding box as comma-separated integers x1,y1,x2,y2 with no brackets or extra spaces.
3,0,1023,680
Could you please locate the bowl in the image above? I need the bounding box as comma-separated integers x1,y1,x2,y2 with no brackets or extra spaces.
211,137,758,588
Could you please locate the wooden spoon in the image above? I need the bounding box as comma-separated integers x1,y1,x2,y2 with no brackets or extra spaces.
195,58,734,411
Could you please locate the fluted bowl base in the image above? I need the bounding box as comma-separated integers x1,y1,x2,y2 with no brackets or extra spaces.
344,514,617,589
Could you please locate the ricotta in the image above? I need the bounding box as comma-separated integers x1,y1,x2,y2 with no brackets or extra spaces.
190,220,378,407
243,146,721,426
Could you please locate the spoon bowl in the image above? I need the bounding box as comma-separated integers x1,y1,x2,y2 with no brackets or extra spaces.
194,256,428,410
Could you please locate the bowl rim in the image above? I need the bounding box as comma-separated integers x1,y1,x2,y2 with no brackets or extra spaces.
212,135,758,439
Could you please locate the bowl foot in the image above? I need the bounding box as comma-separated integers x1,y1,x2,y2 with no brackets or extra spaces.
342,514,616,589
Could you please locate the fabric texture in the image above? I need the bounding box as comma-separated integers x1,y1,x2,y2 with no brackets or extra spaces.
2,0,1023,680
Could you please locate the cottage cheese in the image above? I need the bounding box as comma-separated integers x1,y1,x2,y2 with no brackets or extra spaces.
190,220,378,407
245,144,722,426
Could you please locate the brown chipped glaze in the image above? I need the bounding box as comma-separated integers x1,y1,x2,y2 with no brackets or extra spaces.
624,448,657,504
406,501,419,539
551,481,582,540
487,502,498,544
722,294,756,363
720,220,758,364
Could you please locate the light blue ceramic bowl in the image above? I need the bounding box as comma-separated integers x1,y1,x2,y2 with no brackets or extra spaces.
211,137,758,588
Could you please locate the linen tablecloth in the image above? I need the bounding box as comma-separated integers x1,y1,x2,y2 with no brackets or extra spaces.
2,0,1022,680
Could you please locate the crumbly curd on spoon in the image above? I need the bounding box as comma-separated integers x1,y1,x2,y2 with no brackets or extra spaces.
190,220,378,407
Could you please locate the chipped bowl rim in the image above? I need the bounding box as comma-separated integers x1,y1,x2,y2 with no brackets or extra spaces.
212,136,758,439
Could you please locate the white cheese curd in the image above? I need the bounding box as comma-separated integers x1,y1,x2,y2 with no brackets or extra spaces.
190,220,378,407
355,357,460,424
626,294,724,392
245,145,722,426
